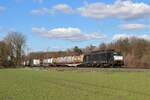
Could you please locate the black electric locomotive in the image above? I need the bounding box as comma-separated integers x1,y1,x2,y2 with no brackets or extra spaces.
83,50,124,67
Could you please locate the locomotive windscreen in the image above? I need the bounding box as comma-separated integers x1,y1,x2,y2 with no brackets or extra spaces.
113,52,122,56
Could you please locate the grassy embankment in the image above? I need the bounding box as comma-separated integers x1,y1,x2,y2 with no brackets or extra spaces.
0,68,150,100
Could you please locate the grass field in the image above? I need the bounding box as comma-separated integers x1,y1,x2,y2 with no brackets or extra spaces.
0,68,150,100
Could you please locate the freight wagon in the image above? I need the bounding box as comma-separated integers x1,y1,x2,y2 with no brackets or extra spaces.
42,58,53,67
32,59,41,66
52,55,84,66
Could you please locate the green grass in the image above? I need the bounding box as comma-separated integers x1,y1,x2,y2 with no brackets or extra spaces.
0,68,150,100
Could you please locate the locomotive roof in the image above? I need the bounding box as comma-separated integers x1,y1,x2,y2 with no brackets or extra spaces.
85,49,116,55
92,49,115,53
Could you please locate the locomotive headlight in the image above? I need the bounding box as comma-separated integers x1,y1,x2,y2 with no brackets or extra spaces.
114,56,123,61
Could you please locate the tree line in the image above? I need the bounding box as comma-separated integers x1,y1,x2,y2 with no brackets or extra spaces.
0,32,26,68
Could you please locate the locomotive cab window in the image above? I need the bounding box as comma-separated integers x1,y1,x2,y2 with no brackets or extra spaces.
113,52,122,56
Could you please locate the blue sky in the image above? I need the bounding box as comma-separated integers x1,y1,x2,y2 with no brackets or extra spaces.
0,0,150,52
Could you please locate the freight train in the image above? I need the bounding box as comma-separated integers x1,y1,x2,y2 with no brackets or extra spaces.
23,50,124,68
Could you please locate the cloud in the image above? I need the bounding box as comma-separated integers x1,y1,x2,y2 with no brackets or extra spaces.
46,46,65,51
119,23,149,30
113,34,150,41
77,0,150,19
31,4,73,15
0,6,6,12
30,8,51,15
32,27,106,41
52,4,73,13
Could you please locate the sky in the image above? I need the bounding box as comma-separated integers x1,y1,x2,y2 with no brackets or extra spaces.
0,0,150,52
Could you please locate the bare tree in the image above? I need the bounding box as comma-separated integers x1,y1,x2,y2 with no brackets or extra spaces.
4,32,26,66
0,41,10,67
99,43,107,50
83,45,97,53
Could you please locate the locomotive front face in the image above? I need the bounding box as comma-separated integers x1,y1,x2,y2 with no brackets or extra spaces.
114,55,123,61
113,52,124,66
